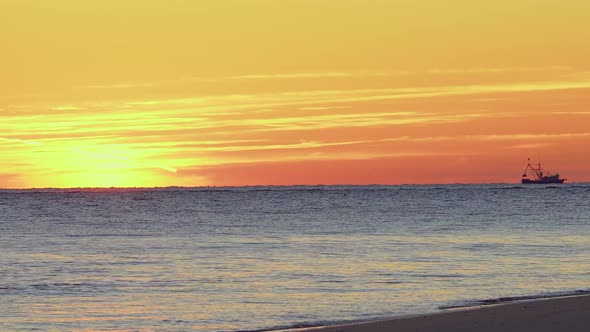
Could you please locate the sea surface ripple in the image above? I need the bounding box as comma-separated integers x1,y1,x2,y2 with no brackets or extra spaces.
1,184,589,331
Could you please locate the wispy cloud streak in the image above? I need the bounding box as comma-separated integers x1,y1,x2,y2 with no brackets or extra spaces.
3,74,590,187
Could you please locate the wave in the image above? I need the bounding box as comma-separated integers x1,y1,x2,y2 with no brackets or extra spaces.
495,186,526,190
439,289,590,310
237,319,360,332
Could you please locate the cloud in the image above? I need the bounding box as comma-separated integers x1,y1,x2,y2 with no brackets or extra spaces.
4,73,590,186
52,106,84,111
112,78,590,114
79,71,398,89
84,82,156,89
298,106,353,111
0,137,44,146
380,132,590,143
426,66,571,75
178,150,457,173
471,132,590,141
506,143,555,149
77,66,575,90
551,111,590,115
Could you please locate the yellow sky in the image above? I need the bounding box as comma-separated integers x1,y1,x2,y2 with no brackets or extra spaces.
1,1,590,188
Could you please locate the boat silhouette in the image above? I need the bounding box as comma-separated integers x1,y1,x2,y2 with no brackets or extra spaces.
521,158,566,184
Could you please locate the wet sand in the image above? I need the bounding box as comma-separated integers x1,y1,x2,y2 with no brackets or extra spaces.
286,294,590,332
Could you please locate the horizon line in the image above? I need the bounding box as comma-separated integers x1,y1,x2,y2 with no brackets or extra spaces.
1,181,585,191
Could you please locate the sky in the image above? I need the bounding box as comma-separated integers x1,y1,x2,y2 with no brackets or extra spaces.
1,0,590,188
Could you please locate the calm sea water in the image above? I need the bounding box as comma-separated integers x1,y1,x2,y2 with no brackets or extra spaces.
1,184,589,331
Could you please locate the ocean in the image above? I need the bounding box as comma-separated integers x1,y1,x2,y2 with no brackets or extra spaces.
1,184,589,331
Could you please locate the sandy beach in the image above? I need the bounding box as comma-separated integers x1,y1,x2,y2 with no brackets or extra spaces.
287,294,590,332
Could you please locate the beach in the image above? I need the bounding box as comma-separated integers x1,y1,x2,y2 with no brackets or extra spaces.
290,294,590,332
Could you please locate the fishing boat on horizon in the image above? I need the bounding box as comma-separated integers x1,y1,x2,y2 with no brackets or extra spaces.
521,158,566,184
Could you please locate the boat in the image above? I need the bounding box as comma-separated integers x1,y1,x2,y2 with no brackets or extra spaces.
521,158,566,184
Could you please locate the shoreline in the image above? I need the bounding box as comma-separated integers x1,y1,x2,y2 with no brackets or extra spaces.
275,293,590,332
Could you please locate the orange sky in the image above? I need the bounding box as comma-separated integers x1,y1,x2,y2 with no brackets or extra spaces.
1,1,590,188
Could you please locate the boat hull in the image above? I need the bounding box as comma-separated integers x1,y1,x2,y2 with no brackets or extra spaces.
521,177,565,184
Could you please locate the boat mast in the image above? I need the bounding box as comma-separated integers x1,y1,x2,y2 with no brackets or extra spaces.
523,157,543,180
523,158,532,179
